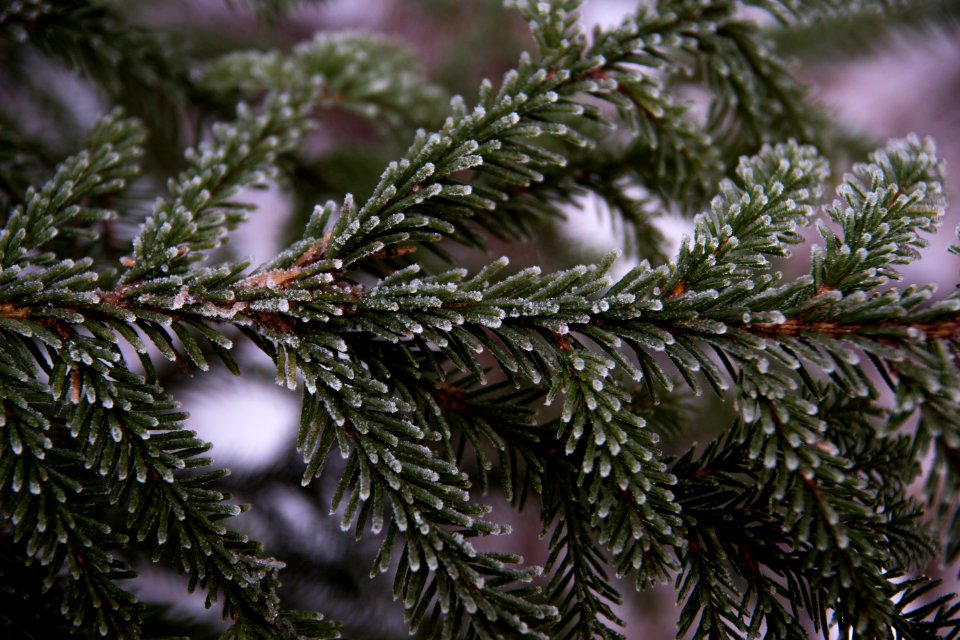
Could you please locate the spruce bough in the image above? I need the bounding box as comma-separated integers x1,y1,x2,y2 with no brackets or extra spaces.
2,0,960,638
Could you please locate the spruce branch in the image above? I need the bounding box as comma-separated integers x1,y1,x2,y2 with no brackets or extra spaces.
201,32,449,136
671,389,959,638
0,110,145,269
351,358,631,639
540,475,625,640
261,308,557,636
64,364,293,636
0,401,140,637
4,129,954,634
4,1,960,638
0,94,338,640
57,134,945,637
812,134,945,294
120,90,315,284
304,0,820,269
0,326,339,638
548,349,683,587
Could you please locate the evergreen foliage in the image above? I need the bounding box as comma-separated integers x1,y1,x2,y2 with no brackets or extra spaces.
1,0,959,638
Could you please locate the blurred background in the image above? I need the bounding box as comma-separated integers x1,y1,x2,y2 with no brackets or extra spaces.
4,0,959,637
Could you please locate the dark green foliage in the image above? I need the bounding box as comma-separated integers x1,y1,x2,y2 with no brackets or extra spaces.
2,1,960,638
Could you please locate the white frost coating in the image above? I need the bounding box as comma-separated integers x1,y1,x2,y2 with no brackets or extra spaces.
417,162,435,180
599,458,611,478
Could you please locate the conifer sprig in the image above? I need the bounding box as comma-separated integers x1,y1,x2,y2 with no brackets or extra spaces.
540,475,625,640
0,402,139,637
292,350,556,638
813,134,945,293
0,110,144,269
3,124,956,639
670,389,958,639
4,1,960,638
121,90,315,284
304,0,824,268
0,95,339,638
